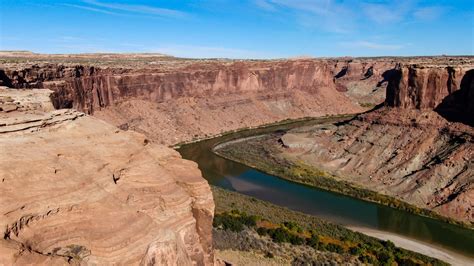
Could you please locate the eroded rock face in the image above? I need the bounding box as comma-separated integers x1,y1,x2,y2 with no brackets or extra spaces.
385,64,470,109
3,56,470,146
0,56,402,145
1,60,356,112
0,88,214,265
280,63,474,224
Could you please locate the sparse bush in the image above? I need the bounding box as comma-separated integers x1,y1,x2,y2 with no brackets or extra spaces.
264,251,274,258
269,228,290,243
325,243,345,254
349,246,363,256
213,213,244,232
306,234,320,249
213,210,258,232
377,250,395,265
257,227,268,236
383,240,396,251
359,254,377,264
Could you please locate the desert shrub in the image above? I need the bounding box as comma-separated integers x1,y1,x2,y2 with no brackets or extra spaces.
325,243,345,254
264,251,274,258
283,221,304,233
377,250,395,265
213,214,244,232
213,210,258,232
349,246,363,256
257,227,268,236
383,240,396,251
268,228,291,243
359,254,377,264
240,214,258,227
289,234,304,245
266,227,304,245
306,234,320,249
395,257,422,266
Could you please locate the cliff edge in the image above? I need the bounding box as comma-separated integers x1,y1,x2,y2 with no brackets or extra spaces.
0,87,214,264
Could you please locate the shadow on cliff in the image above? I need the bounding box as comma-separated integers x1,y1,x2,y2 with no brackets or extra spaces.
435,69,474,127
0,70,13,87
334,66,348,79
378,68,402,88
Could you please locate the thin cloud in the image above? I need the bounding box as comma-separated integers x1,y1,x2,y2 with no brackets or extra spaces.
413,6,444,21
256,0,335,15
254,0,355,33
81,0,188,18
63,3,119,15
254,0,277,11
360,0,416,25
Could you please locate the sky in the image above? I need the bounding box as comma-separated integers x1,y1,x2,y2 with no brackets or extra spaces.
0,0,473,58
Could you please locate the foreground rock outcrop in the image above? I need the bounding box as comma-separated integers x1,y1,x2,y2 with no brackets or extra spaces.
0,88,214,264
280,63,474,224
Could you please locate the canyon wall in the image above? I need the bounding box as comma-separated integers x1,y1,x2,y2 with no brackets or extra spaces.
384,63,473,125
0,57,401,145
2,60,350,113
0,88,214,265
385,64,466,108
280,61,474,224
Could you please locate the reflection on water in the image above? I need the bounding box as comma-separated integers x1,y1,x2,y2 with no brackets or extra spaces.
177,117,474,257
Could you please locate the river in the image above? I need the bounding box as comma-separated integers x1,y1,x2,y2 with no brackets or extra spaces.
177,117,474,263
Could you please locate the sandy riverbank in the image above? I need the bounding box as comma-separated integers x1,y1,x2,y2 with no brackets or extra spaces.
348,226,474,266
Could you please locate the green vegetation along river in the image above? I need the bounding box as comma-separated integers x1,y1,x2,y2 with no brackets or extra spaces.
177,116,474,261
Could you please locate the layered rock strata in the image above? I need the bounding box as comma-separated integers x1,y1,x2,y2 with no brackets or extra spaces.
2,55,470,146
0,55,407,145
280,64,474,224
0,88,214,264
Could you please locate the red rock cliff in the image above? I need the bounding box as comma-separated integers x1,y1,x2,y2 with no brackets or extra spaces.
2,56,471,145
384,64,473,125
1,59,369,144
385,64,467,108
2,61,341,114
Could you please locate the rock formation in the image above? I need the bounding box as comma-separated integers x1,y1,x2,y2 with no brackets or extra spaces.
0,87,214,264
280,62,474,224
0,53,420,264
3,54,470,146
1,54,442,145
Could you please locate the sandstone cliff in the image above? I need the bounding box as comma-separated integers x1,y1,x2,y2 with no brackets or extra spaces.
280,62,474,224
0,88,214,265
3,55,469,146
0,55,405,145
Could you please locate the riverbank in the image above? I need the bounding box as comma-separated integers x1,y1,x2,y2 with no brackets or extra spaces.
349,227,474,265
172,114,355,149
212,186,449,265
178,115,474,262
213,132,472,229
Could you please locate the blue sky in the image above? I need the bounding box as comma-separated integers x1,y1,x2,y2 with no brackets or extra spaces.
0,0,473,58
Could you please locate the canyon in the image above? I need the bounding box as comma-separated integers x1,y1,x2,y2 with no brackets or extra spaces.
1,53,473,264
0,53,413,145
278,63,474,224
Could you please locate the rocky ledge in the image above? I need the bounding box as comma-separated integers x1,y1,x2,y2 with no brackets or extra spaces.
0,88,214,264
